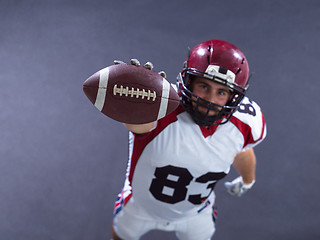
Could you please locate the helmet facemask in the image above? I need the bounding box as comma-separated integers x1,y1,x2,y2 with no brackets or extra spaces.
178,67,248,126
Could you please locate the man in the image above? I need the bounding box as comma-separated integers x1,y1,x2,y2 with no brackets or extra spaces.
111,39,266,240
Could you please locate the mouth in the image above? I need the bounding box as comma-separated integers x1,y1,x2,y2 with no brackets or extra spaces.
190,95,223,117
195,103,221,116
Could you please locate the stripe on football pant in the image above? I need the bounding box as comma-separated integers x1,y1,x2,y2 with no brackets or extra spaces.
157,78,170,120
94,67,110,111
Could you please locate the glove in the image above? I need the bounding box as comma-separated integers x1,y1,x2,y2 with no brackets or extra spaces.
224,176,255,197
114,59,167,79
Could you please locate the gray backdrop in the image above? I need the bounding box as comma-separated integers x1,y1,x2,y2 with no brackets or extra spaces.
1,0,319,239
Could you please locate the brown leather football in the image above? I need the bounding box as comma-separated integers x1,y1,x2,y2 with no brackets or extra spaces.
83,64,180,124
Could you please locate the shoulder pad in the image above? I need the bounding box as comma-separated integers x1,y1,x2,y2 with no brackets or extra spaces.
231,97,267,149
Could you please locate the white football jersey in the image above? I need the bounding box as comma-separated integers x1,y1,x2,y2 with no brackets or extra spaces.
115,97,266,221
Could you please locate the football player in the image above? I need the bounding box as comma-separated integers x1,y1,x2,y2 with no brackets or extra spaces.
111,39,266,240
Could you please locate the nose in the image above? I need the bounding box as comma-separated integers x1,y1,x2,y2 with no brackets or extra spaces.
204,91,218,104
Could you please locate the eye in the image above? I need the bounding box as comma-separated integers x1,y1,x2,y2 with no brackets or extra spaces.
200,84,208,90
194,83,208,91
218,90,227,95
217,89,230,98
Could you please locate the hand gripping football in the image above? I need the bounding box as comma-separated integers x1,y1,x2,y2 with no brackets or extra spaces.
83,64,180,124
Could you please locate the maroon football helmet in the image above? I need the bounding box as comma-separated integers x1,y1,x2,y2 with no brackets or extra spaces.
177,39,250,126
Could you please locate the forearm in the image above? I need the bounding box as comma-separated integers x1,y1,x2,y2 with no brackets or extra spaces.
233,148,256,184
124,122,155,134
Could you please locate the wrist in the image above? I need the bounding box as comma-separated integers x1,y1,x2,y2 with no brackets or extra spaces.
242,179,255,189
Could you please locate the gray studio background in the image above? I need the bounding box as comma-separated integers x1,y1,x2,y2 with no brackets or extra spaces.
1,0,319,239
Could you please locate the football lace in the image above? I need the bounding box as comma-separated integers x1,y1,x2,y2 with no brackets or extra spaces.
113,84,157,101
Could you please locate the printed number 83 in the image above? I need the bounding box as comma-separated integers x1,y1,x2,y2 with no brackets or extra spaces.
149,165,226,204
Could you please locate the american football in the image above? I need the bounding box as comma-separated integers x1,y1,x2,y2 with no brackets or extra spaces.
83,64,180,124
